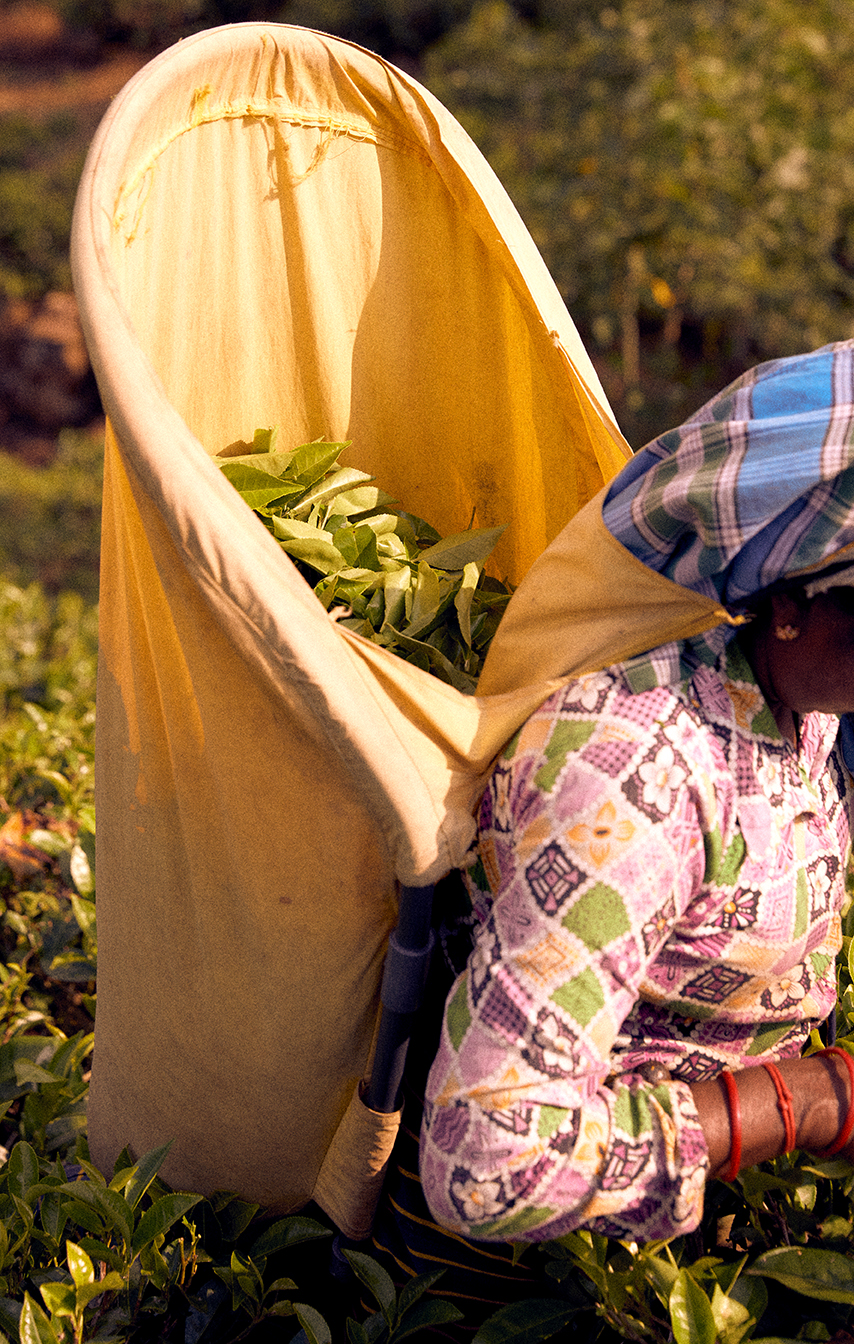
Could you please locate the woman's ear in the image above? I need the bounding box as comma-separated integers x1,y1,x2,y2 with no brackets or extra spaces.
769,590,809,633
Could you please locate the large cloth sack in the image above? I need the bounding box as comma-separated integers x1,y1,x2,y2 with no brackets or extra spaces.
72,21,725,1231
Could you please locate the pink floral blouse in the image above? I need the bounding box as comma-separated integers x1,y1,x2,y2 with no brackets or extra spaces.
420,632,850,1243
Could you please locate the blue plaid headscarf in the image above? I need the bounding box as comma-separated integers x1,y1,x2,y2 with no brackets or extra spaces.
602,340,854,768
603,340,854,609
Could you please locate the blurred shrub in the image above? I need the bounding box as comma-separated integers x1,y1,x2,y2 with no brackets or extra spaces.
0,577,98,718
0,428,102,603
56,0,478,56
0,113,85,299
424,0,854,443
57,0,211,48
279,0,476,59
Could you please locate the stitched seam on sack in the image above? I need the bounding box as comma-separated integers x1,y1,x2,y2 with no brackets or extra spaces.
112,102,430,242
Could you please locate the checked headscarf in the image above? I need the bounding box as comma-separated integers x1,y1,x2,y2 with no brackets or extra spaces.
602,340,854,608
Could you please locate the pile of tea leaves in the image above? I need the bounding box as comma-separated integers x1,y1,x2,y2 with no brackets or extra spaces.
217,429,511,693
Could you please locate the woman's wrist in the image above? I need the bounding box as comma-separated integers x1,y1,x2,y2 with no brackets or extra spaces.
792,1050,854,1157
693,1051,854,1179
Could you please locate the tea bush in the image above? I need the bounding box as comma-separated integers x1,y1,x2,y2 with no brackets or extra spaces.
5,577,854,1342
0,431,103,604
4,551,854,1340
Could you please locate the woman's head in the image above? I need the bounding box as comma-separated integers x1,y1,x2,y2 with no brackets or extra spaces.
602,340,854,734
602,341,854,611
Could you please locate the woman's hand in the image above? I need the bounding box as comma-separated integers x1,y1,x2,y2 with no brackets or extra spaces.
691,1051,854,1177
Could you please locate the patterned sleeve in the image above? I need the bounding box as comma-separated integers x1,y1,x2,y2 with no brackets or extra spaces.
419,670,720,1244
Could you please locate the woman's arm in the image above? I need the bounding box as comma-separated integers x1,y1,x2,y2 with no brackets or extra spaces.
421,666,847,1243
420,677,718,1244
693,1051,854,1176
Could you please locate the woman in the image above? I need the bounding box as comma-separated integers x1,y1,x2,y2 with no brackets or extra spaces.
419,341,854,1245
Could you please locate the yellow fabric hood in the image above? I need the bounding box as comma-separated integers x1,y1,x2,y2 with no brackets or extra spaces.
71,21,725,1226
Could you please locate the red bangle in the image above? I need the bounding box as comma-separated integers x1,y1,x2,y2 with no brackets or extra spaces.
763,1061,797,1153
719,1069,742,1182
814,1046,854,1158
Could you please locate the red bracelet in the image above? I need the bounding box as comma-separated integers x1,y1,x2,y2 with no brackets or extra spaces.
762,1061,797,1153
719,1069,742,1182
814,1046,854,1158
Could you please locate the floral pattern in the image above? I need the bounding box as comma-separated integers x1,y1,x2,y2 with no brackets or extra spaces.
421,634,850,1245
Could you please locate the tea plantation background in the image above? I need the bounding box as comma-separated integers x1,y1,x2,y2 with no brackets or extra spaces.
5,0,854,1340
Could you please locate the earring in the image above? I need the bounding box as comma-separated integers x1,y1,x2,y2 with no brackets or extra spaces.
774,624,800,641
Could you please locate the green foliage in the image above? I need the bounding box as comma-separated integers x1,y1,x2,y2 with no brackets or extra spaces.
423,0,854,442
9,585,854,1341
218,428,512,692
278,0,476,60
0,431,103,604
343,1249,464,1340
0,114,85,299
56,0,209,50
6,491,854,1337
54,0,477,57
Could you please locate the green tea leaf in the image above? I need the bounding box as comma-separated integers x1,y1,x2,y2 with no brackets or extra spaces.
343,1250,397,1326
216,1198,260,1244
390,629,477,694
120,1140,174,1211
58,1183,132,1249
249,1216,333,1260
253,426,278,454
68,843,93,896
350,524,380,572
219,462,301,511
471,1297,579,1342
66,1239,94,1288
0,1298,21,1339
288,467,375,520
49,1033,94,1080
217,431,512,691
76,1237,123,1273
638,1248,679,1305
265,1277,299,1294
347,1320,370,1344
333,485,397,516
12,1060,56,1087
216,451,295,476
818,1213,853,1239
358,513,402,538
38,1283,75,1318
19,1294,59,1344
397,1268,447,1319
670,1269,717,1344
294,1302,333,1344
454,561,480,650
394,1298,465,1340
269,519,348,575
419,526,505,571
61,1198,104,1238
131,1193,202,1257
406,561,442,635
68,893,96,936
394,511,440,545
746,1245,854,1303
382,566,411,630
288,440,348,487
710,1283,752,1344
74,1272,125,1309
7,1142,39,1202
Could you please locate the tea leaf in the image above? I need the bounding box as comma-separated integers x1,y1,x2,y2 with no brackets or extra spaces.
419,526,506,571
131,1193,203,1257
670,1269,717,1344
746,1245,854,1303
342,1250,396,1326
